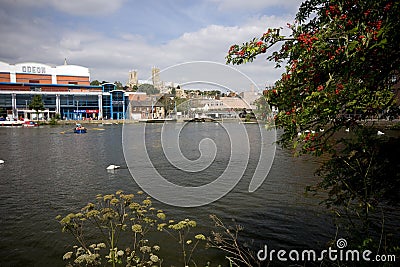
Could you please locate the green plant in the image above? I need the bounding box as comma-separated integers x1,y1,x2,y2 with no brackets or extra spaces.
309,127,400,255
159,219,206,266
225,0,400,255
207,215,261,267
49,117,58,125
57,191,206,267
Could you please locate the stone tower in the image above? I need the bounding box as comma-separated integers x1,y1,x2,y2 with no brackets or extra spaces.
151,67,161,89
128,70,138,88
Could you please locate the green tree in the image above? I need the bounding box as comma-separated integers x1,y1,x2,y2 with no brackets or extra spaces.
114,81,123,90
90,80,101,86
138,83,160,95
227,0,400,252
29,95,45,120
131,84,138,92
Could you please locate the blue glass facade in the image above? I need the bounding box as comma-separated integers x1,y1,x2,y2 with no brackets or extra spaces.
0,82,130,120
111,90,125,120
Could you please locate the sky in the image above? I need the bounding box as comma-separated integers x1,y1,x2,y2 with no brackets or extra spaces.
0,0,302,92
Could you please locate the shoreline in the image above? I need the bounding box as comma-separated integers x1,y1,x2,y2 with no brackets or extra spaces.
2,118,399,130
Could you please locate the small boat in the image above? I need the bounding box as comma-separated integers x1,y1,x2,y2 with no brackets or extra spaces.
74,123,87,133
22,120,38,127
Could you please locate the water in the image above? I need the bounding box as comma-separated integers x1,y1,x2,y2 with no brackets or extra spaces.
0,123,336,266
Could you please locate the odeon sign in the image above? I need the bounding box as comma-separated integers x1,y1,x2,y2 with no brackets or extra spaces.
21,65,47,74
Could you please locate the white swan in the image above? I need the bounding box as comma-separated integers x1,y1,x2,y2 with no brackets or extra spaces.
0,160,4,164
106,164,120,170
377,130,385,135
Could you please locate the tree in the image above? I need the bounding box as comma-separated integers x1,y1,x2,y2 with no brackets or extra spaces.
114,81,123,90
227,0,400,251
137,84,160,95
90,80,101,86
29,95,45,120
171,87,176,96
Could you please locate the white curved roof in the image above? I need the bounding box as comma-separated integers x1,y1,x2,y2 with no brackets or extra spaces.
0,61,90,77
55,64,90,76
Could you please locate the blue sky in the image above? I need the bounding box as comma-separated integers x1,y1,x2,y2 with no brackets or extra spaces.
0,0,301,91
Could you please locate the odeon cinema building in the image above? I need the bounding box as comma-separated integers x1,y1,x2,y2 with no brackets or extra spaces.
0,61,127,120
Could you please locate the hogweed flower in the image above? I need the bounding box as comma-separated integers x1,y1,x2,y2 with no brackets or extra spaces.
156,212,166,220
63,251,73,260
117,250,124,257
140,245,151,253
97,243,106,248
195,234,206,240
132,224,143,233
150,254,159,262
142,198,152,206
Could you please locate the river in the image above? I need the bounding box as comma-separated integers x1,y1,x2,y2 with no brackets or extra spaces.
0,123,338,266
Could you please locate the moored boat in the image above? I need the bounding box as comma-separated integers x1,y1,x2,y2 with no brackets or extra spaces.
0,119,23,127
22,120,39,127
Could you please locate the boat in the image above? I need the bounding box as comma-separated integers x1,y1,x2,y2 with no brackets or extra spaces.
0,119,23,127
22,120,39,127
74,123,87,133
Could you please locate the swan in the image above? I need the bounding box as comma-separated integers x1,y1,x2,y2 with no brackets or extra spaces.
106,164,120,170
0,160,4,164
377,130,385,135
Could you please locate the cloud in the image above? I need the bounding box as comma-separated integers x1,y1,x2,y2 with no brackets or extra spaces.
71,14,288,85
156,15,291,88
56,14,290,88
1,0,125,16
208,0,302,13
0,2,292,89
49,0,126,16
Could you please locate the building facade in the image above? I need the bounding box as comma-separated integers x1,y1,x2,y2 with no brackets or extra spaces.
0,61,133,120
